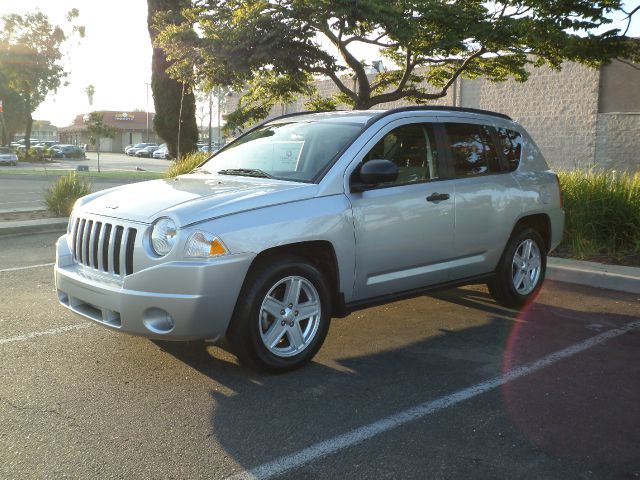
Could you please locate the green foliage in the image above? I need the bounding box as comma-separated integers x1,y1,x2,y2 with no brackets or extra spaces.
148,0,198,159
85,111,116,147
0,10,84,153
155,0,639,129
559,170,640,259
44,172,92,217
0,71,27,144
164,151,208,178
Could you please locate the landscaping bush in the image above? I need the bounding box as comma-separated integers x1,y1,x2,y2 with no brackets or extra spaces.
44,172,92,217
164,151,209,178
558,170,640,260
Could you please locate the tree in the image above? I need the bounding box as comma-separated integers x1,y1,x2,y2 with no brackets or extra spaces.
85,112,116,172
155,0,640,130
0,10,84,155
147,0,198,159
0,71,27,145
85,84,95,106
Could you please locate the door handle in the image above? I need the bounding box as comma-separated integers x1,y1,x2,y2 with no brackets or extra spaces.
426,192,450,202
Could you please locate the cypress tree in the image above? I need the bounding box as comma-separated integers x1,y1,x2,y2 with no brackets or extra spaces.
147,0,198,159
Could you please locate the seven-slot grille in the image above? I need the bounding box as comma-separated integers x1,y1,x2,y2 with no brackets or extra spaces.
71,217,137,276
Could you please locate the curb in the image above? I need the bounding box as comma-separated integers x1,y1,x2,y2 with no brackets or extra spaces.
0,217,68,237
547,257,640,295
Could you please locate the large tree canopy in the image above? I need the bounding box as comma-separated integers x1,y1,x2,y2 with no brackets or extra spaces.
155,0,639,130
0,10,84,152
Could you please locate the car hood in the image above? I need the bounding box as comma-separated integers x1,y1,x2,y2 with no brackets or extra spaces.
79,174,318,226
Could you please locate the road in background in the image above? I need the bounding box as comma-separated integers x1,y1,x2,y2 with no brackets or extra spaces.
0,152,172,175
1,234,638,479
0,176,153,212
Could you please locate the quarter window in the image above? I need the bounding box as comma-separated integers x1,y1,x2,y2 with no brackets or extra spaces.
363,123,439,185
495,127,523,171
443,123,498,177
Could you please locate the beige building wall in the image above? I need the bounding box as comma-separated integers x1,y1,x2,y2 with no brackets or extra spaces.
599,59,640,113
595,113,640,171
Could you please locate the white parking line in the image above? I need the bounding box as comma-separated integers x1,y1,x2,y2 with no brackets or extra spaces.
0,323,92,345
228,319,640,480
0,263,55,273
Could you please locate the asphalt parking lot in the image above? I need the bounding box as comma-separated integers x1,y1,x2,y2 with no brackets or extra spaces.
1,232,639,479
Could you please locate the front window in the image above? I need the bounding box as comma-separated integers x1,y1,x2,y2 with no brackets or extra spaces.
199,121,362,182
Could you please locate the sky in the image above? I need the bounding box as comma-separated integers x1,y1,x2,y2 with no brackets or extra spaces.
0,0,638,129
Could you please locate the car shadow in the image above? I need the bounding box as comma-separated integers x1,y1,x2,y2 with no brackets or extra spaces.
155,287,640,478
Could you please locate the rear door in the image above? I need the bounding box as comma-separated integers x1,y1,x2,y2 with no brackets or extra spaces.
439,119,522,280
346,119,456,301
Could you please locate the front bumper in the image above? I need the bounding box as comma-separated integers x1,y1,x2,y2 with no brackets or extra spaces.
54,234,255,341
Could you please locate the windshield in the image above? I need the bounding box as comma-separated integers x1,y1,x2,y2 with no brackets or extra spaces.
199,121,362,182
0,147,13,154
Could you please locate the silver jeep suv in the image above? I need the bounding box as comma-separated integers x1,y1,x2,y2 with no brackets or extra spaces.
55,107,564,372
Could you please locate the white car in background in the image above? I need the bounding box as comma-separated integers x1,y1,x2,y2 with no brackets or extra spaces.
153,144,170,159
0,147,19,166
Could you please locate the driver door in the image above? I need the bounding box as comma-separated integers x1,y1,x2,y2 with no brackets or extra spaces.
347,120,455,301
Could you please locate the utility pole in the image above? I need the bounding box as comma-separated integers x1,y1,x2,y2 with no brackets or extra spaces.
217,89,222,148
0,100,5,145
145,82,150,142
208,90,212,152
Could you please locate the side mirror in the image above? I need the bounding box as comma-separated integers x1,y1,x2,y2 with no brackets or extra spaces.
352,159,398,192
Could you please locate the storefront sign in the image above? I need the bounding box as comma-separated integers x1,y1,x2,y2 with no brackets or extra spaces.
115,112,134,121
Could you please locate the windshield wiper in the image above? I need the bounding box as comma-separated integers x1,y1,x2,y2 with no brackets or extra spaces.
217,168,274,179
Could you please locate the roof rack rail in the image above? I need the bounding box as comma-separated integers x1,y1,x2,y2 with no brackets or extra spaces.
365,106,512,125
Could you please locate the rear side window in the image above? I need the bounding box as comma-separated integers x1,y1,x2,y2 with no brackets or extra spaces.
495,127,523,171
443,123,498,177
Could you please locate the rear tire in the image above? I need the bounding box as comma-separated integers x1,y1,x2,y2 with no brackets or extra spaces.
488,228,546,309
227,255,331,373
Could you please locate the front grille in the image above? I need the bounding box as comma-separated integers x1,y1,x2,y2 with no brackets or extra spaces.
71,217,137,276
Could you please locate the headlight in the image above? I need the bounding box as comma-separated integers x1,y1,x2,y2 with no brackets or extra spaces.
184,231,228,258
150,217,177,256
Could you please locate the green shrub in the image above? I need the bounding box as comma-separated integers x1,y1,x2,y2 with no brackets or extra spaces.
558,170,640,259
164,151,209,178
44,172,92,217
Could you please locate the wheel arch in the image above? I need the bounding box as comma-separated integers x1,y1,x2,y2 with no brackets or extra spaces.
244,240,343,315
511,213,551,252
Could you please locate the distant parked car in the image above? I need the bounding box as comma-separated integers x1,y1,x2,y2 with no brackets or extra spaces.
126,143,157,156
153,144,170,159
124,144,134,153
0,147,19,166
198,144,220,153
11,138,39,149
48,144,86,159
136,145,160,158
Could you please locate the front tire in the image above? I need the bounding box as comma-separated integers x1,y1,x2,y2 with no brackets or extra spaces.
488,228,546,309
227,255,332,373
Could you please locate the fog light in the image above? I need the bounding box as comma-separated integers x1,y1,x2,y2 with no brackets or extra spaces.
142,308,175,334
